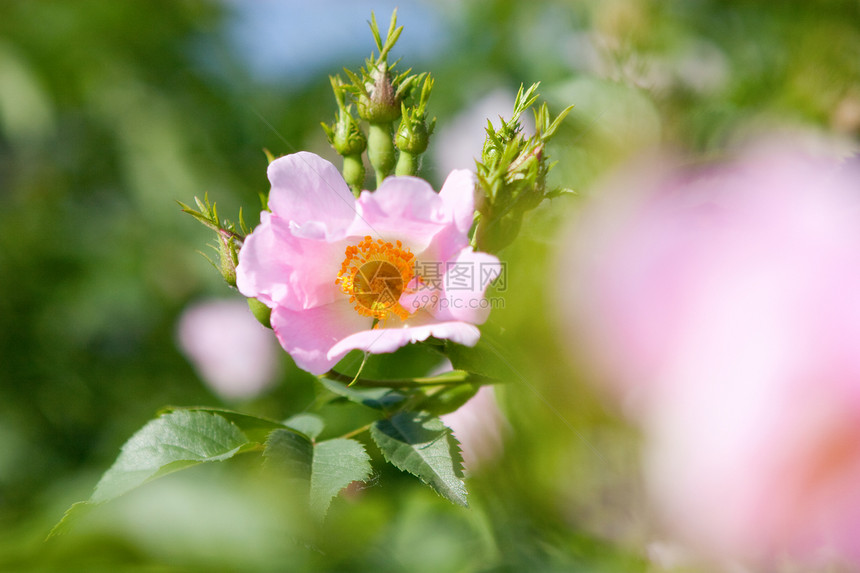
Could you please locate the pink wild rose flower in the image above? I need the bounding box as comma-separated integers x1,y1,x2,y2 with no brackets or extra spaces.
563,141,860,567
236,152,500,375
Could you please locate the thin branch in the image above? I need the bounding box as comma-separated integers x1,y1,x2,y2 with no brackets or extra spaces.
321,369,497,388
337,423,373,441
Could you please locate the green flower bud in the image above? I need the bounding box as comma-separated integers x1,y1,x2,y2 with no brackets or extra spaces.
338,10,430,187
474,212,523,254
394,110,433,177
323,75,367,158
322,106,366,157
507,144,545,211
394,75,435,176
216,229,240,287
473,84,573,252
395,111,434,155
357,64,402,124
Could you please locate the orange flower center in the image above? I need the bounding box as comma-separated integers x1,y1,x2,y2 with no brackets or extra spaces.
335,236,416,321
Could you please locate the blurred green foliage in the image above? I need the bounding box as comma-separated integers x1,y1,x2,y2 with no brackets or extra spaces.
0,0,857,571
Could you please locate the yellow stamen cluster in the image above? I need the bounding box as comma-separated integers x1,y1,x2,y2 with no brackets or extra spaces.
336,236,416,321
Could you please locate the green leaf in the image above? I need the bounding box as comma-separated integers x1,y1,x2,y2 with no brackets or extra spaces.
91,410,250,503
371,412,467,506
264,431,372,519
49,502,94,538
264,428,313,480
310,439,372,517
50,410,253,537
159,406,288,443
421,383,481,416
318,376,406,410
284,413,325,440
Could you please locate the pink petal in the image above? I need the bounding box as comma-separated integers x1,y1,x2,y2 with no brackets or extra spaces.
350,176,449,253
236,212,349,310
267,152,357,239
418,222,472,266
438,169,478,234
270,299,371,375
329,314,480,358
434,248,502,324
235,212,290,306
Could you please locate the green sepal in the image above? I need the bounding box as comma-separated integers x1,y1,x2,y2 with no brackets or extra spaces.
247,297,272,329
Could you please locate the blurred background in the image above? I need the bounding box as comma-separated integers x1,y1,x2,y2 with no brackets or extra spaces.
1,0,858,571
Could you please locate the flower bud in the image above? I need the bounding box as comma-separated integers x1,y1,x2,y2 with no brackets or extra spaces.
394,75,435,176
216,229,240,287
473,84,572,252
474,212,523,253
323,106,366,157
508,144,545,211
357,64,402,124
395,110,433,155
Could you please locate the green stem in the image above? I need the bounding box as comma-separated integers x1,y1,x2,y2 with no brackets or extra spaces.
395,150,419,176
321,369,494,388
343,154,365,196
367,122,395,187
337,423,372,440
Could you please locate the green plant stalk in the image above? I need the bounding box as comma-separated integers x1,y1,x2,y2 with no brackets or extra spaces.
322,369,496,388
395,150,419,176
343,154,365,196
338,423,373,440
367,122,395,187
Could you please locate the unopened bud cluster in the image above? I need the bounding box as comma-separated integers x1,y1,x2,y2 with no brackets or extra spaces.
179,194,271,327
473,83,573,253
179,194,245,287
323,10,435,192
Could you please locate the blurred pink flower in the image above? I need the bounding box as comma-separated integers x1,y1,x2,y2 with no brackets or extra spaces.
563,142,860,566
236,152,500,375
441,385,508,473
177,299,281,399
